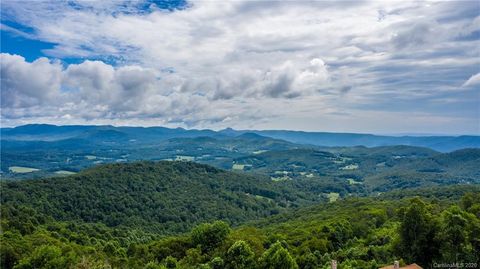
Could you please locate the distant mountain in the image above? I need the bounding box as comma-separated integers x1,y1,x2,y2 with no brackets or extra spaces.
81,129,130,142
2,124,479,152
235,132,271,140
0,129,305,179
0,124,223,143
248,130,480,152
0,124,100,141
322,144,439,157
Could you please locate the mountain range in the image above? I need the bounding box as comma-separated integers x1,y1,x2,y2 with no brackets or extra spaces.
2,124,479,152
1,124,480,268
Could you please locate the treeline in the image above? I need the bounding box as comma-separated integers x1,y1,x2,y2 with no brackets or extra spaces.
1,189,479,269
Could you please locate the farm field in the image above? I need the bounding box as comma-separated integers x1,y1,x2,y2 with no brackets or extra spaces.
8,166,40,173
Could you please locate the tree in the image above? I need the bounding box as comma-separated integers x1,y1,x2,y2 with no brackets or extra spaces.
325,221,353,250
296,251,318,269
469,218,480,264
437,206,473,263
191,221,231,253
210,257,224,269
14,245,73,269
179,247,204,267
163,256,177,269
144,261,166,269
225,240,255,269
461,192,480,217
259,241,298,269
461,193,476,211
150,236,190,262
398,198,438,267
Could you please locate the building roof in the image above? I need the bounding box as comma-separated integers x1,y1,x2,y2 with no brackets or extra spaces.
379,264,423,269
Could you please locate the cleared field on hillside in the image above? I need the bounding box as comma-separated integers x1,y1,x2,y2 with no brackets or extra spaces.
9,166,40,173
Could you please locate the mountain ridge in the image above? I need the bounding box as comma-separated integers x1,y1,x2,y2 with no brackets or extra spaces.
2,124,479,152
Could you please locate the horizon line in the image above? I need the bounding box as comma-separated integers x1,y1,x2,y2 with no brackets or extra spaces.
1,123,478,137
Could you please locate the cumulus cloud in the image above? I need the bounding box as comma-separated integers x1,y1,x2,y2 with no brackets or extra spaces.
1,0,479,133
1,54,191,121
259,58,329,98
1,54,63,108
0,53,280,128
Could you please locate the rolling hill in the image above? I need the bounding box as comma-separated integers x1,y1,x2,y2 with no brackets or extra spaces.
0,161,321,234
230,147,480,193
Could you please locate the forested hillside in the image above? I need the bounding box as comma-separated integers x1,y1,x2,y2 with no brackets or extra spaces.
230,147,480,194
1,152,479,269
2,182,479,269
4,129,480,200
1,161,326,234
2,0,479,268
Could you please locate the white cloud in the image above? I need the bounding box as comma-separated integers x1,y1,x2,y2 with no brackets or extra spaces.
1,0,479,133
462,73,480,88
0,53,278,128
1,54,63,108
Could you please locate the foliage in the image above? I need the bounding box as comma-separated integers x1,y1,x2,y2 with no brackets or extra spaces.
259,241,298,269
1,159,479,269
191,221,230,253
398,198,438,267
224,240,255,269
1,161,319,234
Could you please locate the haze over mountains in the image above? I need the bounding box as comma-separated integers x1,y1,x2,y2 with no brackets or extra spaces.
2,124,479,152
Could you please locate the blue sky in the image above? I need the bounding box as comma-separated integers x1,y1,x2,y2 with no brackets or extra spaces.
1,0,479,134
1,20,55,62
1,0,188,63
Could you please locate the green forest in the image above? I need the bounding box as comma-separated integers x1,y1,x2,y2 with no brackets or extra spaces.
2,0,480,266
1,161,479,269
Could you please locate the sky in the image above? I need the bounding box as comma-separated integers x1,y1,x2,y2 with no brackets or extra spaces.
1,0,479,135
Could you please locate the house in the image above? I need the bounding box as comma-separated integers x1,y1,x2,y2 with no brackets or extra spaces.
380,261,423,269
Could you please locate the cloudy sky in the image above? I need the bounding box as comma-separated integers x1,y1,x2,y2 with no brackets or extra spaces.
1,0,479,134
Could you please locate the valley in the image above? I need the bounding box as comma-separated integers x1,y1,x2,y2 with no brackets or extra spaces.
1,124,479,269
2,0,479,268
